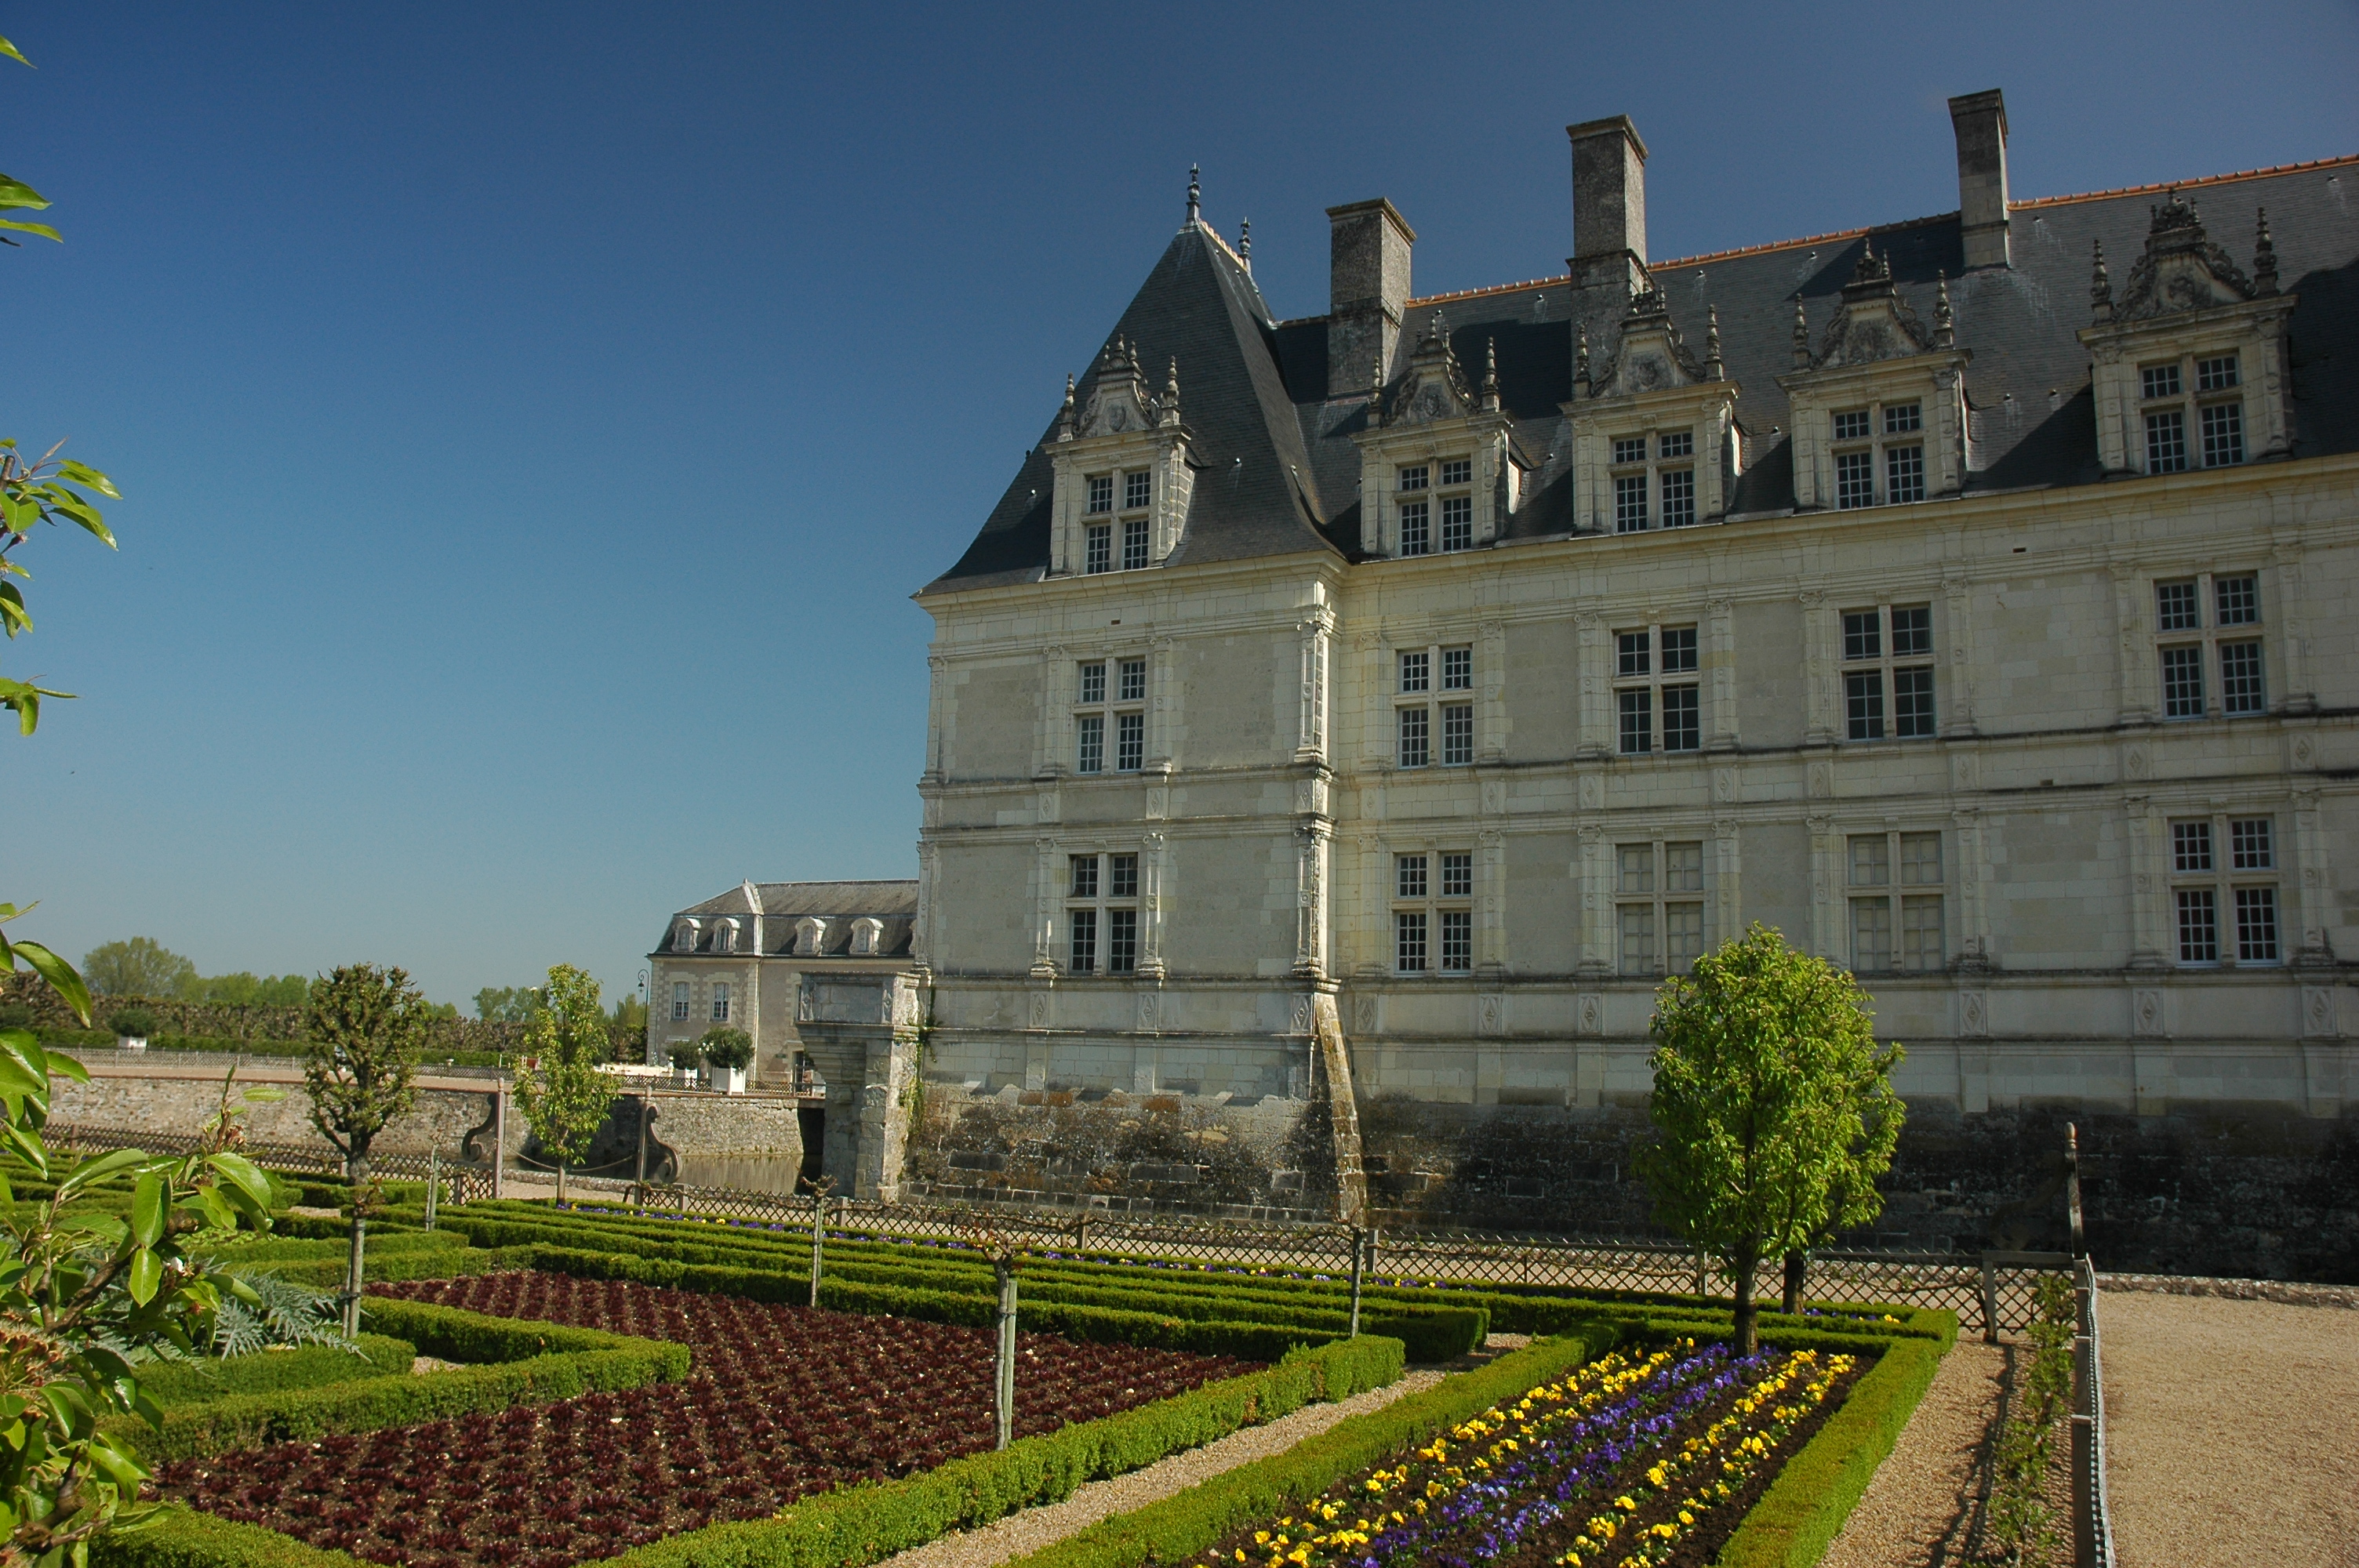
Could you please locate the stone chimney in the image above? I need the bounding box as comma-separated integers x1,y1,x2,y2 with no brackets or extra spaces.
1567,115,1648,297
1326,198,1415,398
1948,89,2012,270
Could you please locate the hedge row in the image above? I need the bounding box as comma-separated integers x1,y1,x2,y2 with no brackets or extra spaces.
137,1338,416,1408
998,1330,1618,1568
102,1300,688,1464
1718,1335,1946,1567
95,1334,1406,1568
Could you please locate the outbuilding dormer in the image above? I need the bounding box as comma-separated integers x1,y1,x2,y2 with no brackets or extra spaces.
1352,314,1526,557
1565,287,1742,533
1779,244,1970,512
2080,194,2294,478
1046,338,1197,578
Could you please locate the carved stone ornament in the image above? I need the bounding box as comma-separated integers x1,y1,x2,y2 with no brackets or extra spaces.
1577,993,1602,1036
1381,313,1474,427
1352,993,1379,1034
2132,988,2165,1040
1073,337,1176,439
1028,989,1052,1030
1958,989,1989,1038
2105,194,2256,323
2301,985,2338,1040
1478,994,1503,1036
1587,286,1710,397
1805,241,1934,368
1290,995,1314,1035
1138,992,1161,1032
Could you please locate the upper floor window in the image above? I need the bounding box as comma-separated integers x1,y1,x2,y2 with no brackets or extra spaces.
1087,475,1114,514
711,981,732,1022
671,981,690,1022
1066,851,1140,975
1617,840,1706,976
1613,623,1699,755
2154,572,2264,720
1397,641,1474,768
1124,470,1151,510
1848,831,1944,973
1841,604,1936,740
1394,849,1473,974
2171,814,2277,966
1608,428,1697,533
1831,401,1925,510
2141,351,2243,474
1075,656,1148,773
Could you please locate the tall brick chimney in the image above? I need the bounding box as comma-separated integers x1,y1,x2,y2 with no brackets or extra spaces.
1567,115,1648,297
1949,89,2012,270
1326,198,1415,398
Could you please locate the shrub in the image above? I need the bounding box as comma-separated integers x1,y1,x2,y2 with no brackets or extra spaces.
105,1005,158,1039
699,1027,754,1070
135,1335,416,1408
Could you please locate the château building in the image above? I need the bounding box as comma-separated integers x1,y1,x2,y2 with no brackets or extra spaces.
881,94,2355,1271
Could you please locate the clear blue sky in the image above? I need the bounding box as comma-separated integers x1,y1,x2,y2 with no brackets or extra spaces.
8,2,2355,1012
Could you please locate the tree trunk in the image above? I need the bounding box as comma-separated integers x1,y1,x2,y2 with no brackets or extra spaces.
1731,1240,1761,1357
343,1146,369,1338
993,1256,1018,1451
1783,1249,1808,1316
556,1160,568,1206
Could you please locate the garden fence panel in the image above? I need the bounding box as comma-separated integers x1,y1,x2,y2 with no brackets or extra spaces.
45,1123,494,1204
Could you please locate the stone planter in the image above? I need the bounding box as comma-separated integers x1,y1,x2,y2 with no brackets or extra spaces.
672,1067,700,1089
710,1066,747,1095
115,1035,147,1052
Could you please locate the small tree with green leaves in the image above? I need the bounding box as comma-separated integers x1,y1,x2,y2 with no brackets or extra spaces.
303,964,427,1335
515,965,616,1205
1636,923,1905,1354
698,1026,754,1073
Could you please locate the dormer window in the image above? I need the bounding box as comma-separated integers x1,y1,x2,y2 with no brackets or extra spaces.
1124,470,1150,510
794,916,825,956
2137,351,2242,474
850,916,884,956
1088,475,1114,513
1049,340,1195,576
1085,524,1112,573
1399,465,1428,491
1825,398,1928,510
672,920,698,953
1607,428,1699,532
1438,458,1473,551
1356,316,1520,559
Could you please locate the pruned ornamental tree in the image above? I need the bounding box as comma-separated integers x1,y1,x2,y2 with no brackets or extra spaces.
698,1026,754,1072
303,964,427,1335
515,964,616,1204
1636,923,1905,1354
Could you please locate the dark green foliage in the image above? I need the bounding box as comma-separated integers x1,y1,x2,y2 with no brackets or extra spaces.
91,1508,354,1568
133,1337,415,1408
697,1028,754,1071
1986,1276,2074,1564
103,1006,158,1039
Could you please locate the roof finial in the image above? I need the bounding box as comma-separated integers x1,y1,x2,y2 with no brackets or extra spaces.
1239,216,1251,273
2253,206,2279,296
2089,238,2114,323
1574,322,1591,395
1186,165,1201,226
1703,305,1724,381
1368,350,1384,426
1056,372,1075,440
1161,358,1181,426
1932,270,1955,350
1791,298,1812,368
1481,337,1499,412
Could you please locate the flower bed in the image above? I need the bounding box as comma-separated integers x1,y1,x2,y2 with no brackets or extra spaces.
1172,1340,1858,1568
159,1273,1252,1568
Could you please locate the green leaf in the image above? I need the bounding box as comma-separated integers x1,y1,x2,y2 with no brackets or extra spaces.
129,1174,165,1247
42,1050,87,1084
0,37,29,67
125,1248,161,1306
0,580,27,637
9,942,90,1025
0,175,49,212
204,1152,272,1211
0,219,60,244
52,463,118,500
53,1147,147,1200
36,493,111,546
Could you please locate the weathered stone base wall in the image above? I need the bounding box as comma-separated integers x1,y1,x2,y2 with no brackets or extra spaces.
52,1071,502,1163
533,1091,810,1195
900,1085,1343,1221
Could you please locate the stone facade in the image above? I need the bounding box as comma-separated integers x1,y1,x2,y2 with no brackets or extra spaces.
909,93,2359,1277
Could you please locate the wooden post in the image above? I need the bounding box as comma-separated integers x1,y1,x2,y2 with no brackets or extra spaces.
994,1254,1019,1451
634,1097,650,1214
1980,1254,1999,1344
2066,1123,2086,1258
1347,1226,1366,1338
490,1089,507,1201
809,1189,826,1308
424,1150,439,1232
1692,1244,1708,1300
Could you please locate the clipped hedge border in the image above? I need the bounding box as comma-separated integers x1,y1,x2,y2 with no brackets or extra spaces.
96,1335,1407,1568
998,1329,1617,1568
102,1299,688,1464
1717,1334,1945,1567
138,1337,416,1409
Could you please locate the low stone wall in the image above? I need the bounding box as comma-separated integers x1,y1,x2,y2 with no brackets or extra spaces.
52,1068,503,1163
562,1092,808,1193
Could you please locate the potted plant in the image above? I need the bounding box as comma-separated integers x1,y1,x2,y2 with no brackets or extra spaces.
699,1026,754,1094
107,1006,158,1051
667,1041,702,1088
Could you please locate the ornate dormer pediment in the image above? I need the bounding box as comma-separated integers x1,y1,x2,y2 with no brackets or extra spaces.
1353,318,1524,558
1563,292,1742,534
1778,246,1970,513
1590,287,1710,396
1379,314,1475,426
2079,198,2294,476
1046,341,1197,579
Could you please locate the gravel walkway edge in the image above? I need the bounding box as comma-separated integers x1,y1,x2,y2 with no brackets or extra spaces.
2095,1272,2359,1310
873,1370,1448,1568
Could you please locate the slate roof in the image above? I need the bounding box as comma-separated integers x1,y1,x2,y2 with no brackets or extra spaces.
653,880,918,960
925,154,2359,592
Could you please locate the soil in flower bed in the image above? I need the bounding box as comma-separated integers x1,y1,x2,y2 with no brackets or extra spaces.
160,1272,1252,1568
1182,1339,1864,1568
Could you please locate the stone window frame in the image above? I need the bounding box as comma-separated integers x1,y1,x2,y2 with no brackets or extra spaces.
710,978,732,1023
670,979,691,1022
1610,619,1702,757
1394,637,1476,771
2136,348,2245,476
2151,569,2266,722
1827,396,1926,510
1613,838,1707,978
1846,828,1947,975
1838,601,1937,743
1063,846,1143,978
1606,426,1699,534
1391,843,1475,975
2167,811,2280,968
1074,653,1149,775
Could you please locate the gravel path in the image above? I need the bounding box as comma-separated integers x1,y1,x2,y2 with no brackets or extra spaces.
874,1370,1446,1568
2104,1290,2359,1567
1820,1340,2008,1568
